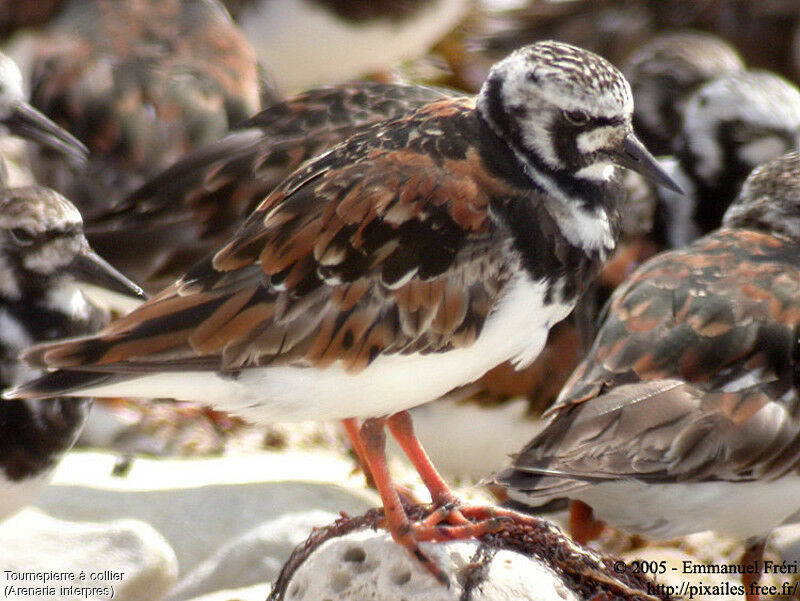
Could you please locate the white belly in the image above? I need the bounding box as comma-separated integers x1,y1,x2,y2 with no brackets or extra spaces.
573,477,800,540
81,276,572,423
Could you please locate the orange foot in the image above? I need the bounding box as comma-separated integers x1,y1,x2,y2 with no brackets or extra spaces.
342,411,509,585
569,499,605,546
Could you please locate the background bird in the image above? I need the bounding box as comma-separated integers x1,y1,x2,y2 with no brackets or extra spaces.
225,0,471,93
7,41,679,583
492,151,800,601
653,70,800,251
24,0,261,218
623,30,744,157
0,182,143,519
0,48,146,520
0,51,87,169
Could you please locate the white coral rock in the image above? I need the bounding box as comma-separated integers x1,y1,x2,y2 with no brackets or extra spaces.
280,529,579,601
0,509,177,601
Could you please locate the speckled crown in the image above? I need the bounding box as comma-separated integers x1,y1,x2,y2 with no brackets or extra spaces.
496,41,633,116
0,187,83,234
724,151,800,239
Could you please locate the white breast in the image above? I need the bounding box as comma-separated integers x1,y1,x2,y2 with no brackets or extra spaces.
79,275,572,423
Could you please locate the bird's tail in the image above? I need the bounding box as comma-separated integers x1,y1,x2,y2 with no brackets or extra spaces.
5,370,132,400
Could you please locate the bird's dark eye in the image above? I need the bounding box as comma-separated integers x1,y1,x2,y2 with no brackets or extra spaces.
9,227,35,246
563,110,590,126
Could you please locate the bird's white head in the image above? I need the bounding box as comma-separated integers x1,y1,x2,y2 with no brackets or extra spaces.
477,41,679,194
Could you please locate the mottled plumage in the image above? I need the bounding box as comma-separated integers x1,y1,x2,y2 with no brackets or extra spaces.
10,42,678,581
27,0,260,216
0,49,135,514
21,96,612,392
493,152,800,597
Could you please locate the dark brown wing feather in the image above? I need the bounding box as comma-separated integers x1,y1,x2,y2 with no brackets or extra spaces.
24,99,520,375
84,83,454,291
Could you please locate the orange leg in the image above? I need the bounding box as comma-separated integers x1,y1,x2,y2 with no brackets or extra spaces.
359,416,450,585
341,417,419,505
741,538,766,601
341,418,373,484
357,414,507,585
387,411,470,526
569,500,605,545
386,411,456,505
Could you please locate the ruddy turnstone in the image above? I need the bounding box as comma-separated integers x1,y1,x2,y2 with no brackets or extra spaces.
624,30,744,156
0,51,87,166
8,41,680,582
0,182,143,519
26,0,260,217
224,0,470,92
491,151,800,600
460,33,743,414
86,82,454,292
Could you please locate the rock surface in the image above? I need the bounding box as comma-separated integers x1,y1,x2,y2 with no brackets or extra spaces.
277,529,580,601
267,508,669,601
169,510,342,601
10,445,795,601
35,451,378,576
0,509,177,601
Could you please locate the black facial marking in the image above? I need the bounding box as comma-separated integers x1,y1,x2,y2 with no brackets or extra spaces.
0,282,106,481
476,108,536,191
0,397,90,480
686,120,797,236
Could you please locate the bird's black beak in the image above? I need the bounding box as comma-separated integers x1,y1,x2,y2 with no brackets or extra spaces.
2,101,88,164
611,133,684,194
69,249,146,300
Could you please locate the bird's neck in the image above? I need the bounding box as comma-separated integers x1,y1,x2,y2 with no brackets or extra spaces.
1,274,103,343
